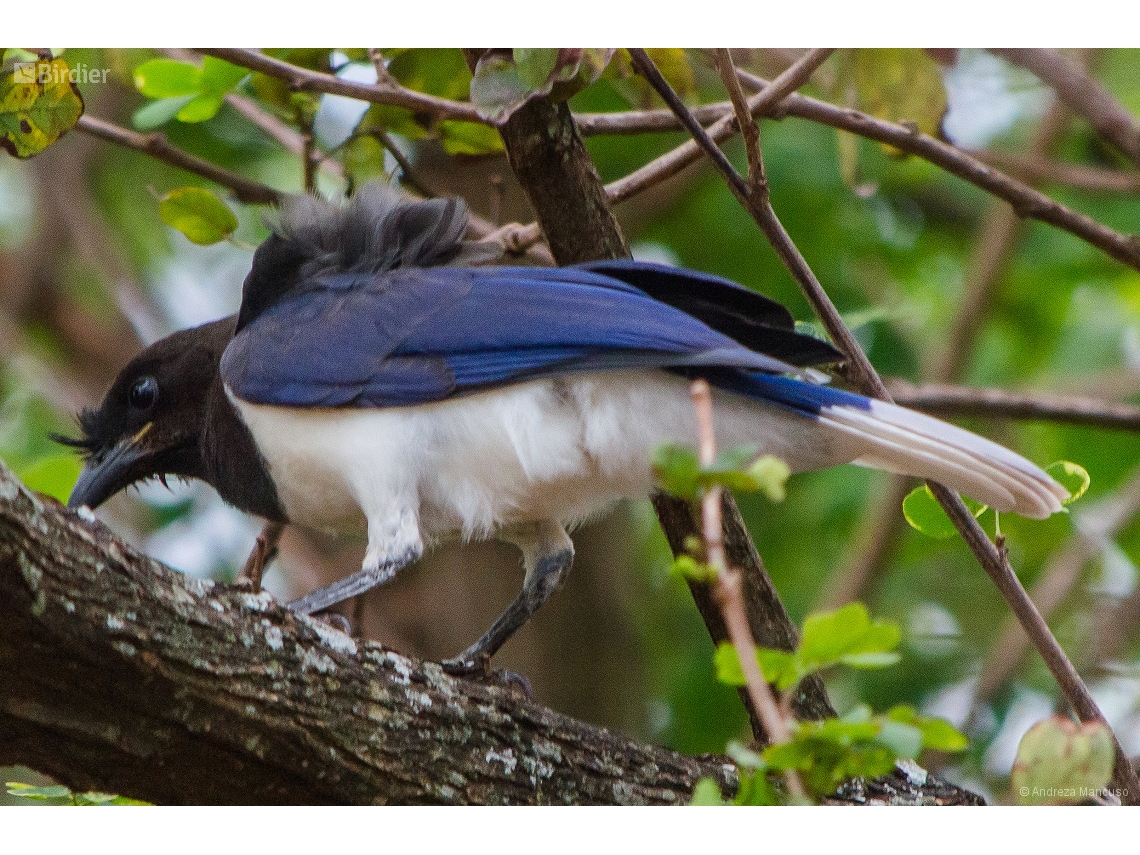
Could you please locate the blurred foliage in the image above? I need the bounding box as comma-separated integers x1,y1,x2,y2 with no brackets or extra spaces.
3,47,1140,804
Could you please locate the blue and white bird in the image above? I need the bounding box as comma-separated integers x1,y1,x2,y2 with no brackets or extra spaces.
64,186,1068,673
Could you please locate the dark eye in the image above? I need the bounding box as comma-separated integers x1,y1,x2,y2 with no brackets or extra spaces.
128,376,159,411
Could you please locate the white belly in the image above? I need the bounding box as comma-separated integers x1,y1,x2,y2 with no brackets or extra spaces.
228,369,847,545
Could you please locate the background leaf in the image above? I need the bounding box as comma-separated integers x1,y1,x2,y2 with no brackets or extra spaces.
157,187,238,245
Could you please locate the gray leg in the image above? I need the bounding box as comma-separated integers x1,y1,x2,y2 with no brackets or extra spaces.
287,548,417,615
442,520,574,676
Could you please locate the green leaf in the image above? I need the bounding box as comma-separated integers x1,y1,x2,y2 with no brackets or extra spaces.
887,705,969,752
733,769,779,805
438,120,504,156
1046,461,1090,505
873,719,923,759
386,49,471,101
175,92,226,123
6,782,72,800
745,455,790,502
356,104,429,141
15,453,82,503
851,49,947,141
713,642,795,688
469,53,533,125
199,56,247,94
671,554,717,583
514,49,560,91
132,95,195,130
0,57,85,158
133,59,201,98
798,603,902,673
902,484,986,539
1012,716,1115,805
652,443,701,499
158,187,238,245
689,777,729,805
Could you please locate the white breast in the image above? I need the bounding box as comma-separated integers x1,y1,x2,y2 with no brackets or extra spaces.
227,370,845,546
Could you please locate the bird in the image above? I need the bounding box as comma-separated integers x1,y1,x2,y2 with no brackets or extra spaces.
62,185,1068,675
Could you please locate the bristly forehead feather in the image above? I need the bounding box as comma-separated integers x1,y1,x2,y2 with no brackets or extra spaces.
269,184,474,282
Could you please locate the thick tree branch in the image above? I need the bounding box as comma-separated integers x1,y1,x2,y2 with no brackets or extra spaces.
990,48,1140,169
0,462,736,805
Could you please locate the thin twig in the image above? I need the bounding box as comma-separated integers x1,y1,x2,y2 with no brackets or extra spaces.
200,49,484,123
691,380,806,801
972,150,1140,195
75,115,282,205
607,49,834,206
887,380,1140,433
974,466,1140,705
635,49,1140,802
731,68,1140,274
991,48,1140,168
586,74,1140,274
712,49,763,186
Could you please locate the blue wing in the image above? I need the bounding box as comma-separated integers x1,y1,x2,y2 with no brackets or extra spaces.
220,262,839,409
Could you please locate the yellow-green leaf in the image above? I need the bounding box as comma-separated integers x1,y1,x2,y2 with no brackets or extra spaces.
1046,461,1090,505
158,187,238,245
0,57,84,158
1012,716,1114,805
133,58,201,98
850,49,947,151
438,120,504,156
903,485,986,539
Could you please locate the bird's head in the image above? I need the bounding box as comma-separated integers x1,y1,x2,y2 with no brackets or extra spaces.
61,317,235,510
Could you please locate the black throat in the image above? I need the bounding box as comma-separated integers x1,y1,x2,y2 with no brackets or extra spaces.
201,375,287,523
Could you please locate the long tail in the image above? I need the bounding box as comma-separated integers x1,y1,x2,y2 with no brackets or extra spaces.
728,373,1068,519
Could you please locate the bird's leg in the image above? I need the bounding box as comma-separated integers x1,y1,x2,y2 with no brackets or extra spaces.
286,546,418,615
236,521,284,593
288,502,422,615
442,520,574,677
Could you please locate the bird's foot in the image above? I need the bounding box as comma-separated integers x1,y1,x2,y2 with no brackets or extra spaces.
440,654,532,697
310,611,352,635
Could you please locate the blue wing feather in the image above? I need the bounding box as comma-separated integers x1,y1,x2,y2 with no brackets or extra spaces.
221,262,825,409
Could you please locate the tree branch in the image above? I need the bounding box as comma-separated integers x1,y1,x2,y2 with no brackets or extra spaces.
200,49,483,124
887,379,1140,433
0,462,735,805
972,150,1140,195
75,115,282,206
991,48,1140,168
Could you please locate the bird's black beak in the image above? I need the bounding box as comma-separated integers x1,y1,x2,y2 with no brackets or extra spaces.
67,423,153,510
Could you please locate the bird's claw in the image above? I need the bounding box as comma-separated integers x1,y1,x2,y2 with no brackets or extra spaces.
311,611,352,634
440,654,532,697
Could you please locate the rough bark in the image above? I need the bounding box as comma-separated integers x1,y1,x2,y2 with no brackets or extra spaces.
0,463,736,805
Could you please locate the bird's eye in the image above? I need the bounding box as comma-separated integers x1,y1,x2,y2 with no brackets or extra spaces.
128,376,159,411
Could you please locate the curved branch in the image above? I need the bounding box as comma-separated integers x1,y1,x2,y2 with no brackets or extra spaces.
75,115,282,206
0,463,734,805
200,49,483,123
